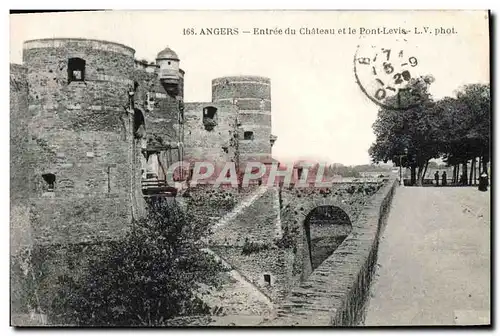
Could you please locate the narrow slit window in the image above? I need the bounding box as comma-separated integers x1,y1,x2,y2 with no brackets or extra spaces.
263,274,271,285
68,58,86,83
107,166,111,193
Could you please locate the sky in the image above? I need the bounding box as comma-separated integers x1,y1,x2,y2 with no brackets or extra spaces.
9,10,490,165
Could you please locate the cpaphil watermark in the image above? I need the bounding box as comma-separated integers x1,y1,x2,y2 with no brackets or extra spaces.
158,160,344,189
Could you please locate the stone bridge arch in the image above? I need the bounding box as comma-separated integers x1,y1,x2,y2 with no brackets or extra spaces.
289,198,353,280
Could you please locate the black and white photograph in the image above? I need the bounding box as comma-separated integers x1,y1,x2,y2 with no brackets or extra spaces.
8,9,491,327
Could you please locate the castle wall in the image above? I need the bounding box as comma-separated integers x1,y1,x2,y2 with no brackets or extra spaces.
132,68,181,145
263,179,397,326
10,64,33,259
22,38,140,244
11,37,286,324
10,64,30,204
207,187,292,302
212,76,272,164
210,187,281,246
185,185,260,225
183,101,239,173
210,246,295,303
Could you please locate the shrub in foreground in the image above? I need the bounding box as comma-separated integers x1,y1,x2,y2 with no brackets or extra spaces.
50,199,224,326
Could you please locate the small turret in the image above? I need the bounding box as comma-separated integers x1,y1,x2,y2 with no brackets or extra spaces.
156,46,180,95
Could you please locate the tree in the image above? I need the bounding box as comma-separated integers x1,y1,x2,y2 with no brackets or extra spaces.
327,163,361,178
455,84,491,174
50,199,225,326
427,161,439,169
369,75,441,186
436,84,490,185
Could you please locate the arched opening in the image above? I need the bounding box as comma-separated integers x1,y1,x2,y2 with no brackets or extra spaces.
202,106,218,131
304,205,352,270
133,108,146,139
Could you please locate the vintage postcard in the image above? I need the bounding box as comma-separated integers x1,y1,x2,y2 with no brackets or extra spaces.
10,10,490,327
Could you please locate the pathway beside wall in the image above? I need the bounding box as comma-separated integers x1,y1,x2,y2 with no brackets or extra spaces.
363,187,490,326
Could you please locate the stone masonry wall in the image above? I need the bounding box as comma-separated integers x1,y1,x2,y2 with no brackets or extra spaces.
262,178,397,326
210,246,295,302
186,186,289,302
195,183,385,309
204,186,292,303
183,101,239,171
22,38,139,245
10,64,33,321
185,185,260,227
210,187,281,246
10,63,32,250
10,64,30,204
132,68,181,144
212,76,272,163
11,39,143,323
278,183,383,282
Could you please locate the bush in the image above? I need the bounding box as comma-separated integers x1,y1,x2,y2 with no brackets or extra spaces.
50,199,225,326
241,240,270,255
346,185,356,194
187,190,236,212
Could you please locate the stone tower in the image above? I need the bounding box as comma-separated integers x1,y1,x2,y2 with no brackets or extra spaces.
212,76,276,167
20,38,145,245
10,63,31,256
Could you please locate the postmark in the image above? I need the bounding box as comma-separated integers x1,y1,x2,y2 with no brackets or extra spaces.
354,38,424,110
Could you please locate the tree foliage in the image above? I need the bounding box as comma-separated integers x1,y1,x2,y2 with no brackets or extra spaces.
439,84,491,169
50,199,225,326
369,77,490,186
369,75,440,185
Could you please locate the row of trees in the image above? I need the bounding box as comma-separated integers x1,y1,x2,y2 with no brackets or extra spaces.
369,75,490,186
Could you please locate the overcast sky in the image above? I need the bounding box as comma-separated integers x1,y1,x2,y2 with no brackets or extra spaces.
10,10,489,165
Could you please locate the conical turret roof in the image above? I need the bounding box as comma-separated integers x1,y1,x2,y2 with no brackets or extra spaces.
156,46,179,61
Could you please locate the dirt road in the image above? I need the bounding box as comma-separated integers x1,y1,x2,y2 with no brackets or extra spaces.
363,186,490,326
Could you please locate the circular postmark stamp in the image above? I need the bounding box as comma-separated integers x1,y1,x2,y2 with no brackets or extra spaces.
354,38,425,110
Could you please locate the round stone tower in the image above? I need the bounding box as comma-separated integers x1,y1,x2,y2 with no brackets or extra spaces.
212,76,272,165
22,38,144,244
10,64,30,205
